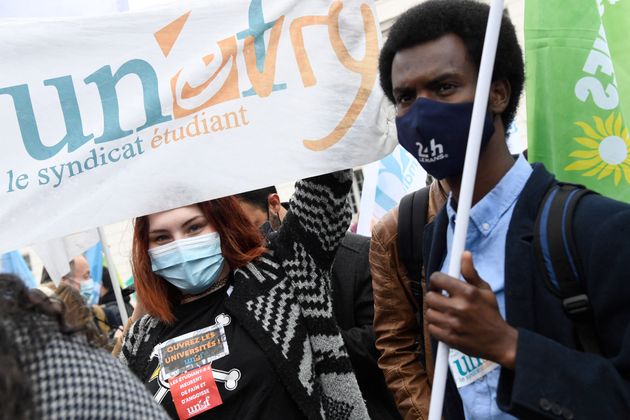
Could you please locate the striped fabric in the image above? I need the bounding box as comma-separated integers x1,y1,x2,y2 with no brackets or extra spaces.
121,171,368,419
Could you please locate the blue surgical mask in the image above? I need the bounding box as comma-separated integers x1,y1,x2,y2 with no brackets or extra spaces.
149,232,225,295
79,277,95,303
395,98,495,179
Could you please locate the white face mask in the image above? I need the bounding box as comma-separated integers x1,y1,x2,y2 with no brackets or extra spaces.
79,277,95,302
148,233,225,295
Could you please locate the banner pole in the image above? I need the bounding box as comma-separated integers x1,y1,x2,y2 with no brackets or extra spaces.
356,160,380,236
427,1,505,419
97,226,129,325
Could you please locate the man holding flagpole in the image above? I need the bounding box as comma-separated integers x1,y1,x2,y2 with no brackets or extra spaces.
379,1,630,419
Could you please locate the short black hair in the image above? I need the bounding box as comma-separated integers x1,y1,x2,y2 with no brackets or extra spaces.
101,268,112,291
236,186,278,212
379,0,524,128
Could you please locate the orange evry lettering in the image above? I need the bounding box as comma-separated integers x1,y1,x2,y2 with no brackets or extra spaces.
243,16,286,98
291,2,379,151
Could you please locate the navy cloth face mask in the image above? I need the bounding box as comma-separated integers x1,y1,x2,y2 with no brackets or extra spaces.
395,98,495,179
149,232,225,295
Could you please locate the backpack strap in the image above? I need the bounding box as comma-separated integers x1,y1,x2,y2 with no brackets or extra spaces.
397,186,431,367
534,183,601,354
398,186,430,302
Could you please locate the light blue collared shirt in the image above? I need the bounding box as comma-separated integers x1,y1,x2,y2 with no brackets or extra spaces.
439,154,532,420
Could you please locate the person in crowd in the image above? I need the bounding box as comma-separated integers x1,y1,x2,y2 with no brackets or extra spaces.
41,257,111,347
120,171,369,419
380,0,630,419
237,186,286,235
237,186,402,420
40,254,94,302
370,178,447,420
93,268,134,338
55,282,108,348
0,273,168,420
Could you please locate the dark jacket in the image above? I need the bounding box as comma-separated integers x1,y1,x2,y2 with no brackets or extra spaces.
423,164,630,420
331,232,401,420
369,181,446,420
98,289,134,330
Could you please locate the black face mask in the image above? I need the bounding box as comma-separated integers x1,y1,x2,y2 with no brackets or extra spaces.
259,221,275,239
396,98,495,179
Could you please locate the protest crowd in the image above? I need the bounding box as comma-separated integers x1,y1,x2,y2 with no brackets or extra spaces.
1,0,630,419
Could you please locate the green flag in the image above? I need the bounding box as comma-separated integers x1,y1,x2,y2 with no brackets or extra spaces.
525,0,630,202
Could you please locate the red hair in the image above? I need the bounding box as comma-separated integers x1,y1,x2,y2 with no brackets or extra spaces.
132,196,266,324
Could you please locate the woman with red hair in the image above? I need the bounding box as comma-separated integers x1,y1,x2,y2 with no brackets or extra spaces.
120,171,369,420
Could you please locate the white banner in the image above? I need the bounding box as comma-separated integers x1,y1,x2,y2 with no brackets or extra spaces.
0,0,396,253
0,0,128,18
33,229,99,285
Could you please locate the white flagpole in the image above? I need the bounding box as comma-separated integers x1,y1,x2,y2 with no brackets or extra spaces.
356,161,380,236
97,227,129,325
427,1,505,419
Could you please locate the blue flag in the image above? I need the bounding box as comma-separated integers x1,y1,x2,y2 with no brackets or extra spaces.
1,251,36,288
85,242,103,304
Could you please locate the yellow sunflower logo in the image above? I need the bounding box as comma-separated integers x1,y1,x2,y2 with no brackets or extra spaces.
565,112,630,186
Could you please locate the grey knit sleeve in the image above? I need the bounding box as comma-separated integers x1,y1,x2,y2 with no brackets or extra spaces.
280,170,353,267
119,314,157,367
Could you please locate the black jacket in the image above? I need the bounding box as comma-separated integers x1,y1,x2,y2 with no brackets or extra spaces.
423,164,630,420
332,232,401,420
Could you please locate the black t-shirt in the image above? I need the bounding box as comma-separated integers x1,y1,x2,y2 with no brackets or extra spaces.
142,284,304,419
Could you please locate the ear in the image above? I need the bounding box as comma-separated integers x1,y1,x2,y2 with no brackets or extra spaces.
489,79,510,115
267,193,282,214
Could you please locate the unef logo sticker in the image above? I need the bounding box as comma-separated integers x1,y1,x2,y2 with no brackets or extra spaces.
169,365,224,419
448,348,499,388
0,0,379,161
